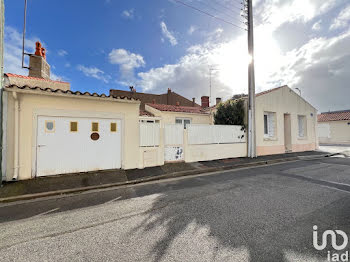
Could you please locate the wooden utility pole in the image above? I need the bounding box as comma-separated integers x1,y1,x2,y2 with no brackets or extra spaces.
247,0,256,158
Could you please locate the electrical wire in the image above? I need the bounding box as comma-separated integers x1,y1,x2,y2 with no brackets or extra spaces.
173,0,247,31
193,0,246,25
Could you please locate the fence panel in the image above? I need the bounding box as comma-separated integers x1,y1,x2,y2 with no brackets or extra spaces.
187,125,245,145
164,124,183,145
140,123,160,147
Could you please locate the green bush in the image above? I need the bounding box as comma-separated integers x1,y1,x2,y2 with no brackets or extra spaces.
214,99,245,129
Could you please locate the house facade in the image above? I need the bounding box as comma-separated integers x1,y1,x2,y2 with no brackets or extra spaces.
318,110,350,144
2,42,141,181
255,86,318,155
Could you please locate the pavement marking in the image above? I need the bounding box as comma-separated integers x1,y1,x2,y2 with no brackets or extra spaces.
29,208,60,219
277,172,350,194
103,196,122,204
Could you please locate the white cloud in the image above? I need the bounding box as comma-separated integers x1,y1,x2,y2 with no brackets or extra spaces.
122,9,134,19
4,26,38,75
3,26,67,81
312,20,322,31
57,49,68,56
160,21,178,46
134,0,350,111
77,65,111,83
108,48,145,81
187,25,197,35
330,4,350,30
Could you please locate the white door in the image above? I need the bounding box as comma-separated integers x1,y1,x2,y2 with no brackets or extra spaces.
36,116,122,177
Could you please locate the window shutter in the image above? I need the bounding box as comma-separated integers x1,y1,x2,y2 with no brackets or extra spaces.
268,113,275,137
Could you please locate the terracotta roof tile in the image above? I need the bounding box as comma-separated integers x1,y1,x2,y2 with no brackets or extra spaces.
318,110,350,122
5,73,69,84
146,103,209,114
139,110,154,117
5,85,139,101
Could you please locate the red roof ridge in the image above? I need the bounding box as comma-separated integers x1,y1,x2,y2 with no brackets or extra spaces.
146,103,209,114
5,73,69,84
318,110,350,122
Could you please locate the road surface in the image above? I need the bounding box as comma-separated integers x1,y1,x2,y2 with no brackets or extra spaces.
1,157,350,262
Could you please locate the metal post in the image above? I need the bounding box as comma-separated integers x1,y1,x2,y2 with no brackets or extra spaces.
247,0,256,158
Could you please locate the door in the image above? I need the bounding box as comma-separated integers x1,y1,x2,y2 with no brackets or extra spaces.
284,114,292,152
36,116,122,177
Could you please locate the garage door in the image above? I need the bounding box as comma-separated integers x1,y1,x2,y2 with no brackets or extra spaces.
36,116,122,177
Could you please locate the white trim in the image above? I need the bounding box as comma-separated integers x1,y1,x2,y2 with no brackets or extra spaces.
1,91,7,181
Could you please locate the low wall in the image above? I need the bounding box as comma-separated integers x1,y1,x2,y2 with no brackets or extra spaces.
185,143,247,163
139,147,164,168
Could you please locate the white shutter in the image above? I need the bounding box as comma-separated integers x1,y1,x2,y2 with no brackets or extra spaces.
268,113,275,137
298,116,304,137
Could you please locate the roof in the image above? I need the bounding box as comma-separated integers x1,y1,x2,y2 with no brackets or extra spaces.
318,110,350,122
146,103,209,114
5,73,69,84
4,85,139,102
256,86,286,97
139,110,154,117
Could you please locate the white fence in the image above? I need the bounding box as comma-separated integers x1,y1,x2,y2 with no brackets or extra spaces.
139,123,160,147
164,124,183,145
187,124,245,145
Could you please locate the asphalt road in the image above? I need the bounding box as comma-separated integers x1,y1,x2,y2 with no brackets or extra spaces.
1,157,350,262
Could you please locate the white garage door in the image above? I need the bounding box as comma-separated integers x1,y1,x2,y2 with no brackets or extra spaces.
36,116,122,177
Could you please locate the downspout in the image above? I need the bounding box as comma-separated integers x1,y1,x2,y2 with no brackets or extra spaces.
12,91,19,180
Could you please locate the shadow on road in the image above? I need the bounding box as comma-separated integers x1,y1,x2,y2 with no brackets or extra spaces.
129,164,350,261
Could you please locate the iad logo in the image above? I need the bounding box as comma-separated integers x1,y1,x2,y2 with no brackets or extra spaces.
313,225,349,262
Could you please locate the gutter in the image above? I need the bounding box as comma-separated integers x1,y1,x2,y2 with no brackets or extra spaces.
12,91,19,180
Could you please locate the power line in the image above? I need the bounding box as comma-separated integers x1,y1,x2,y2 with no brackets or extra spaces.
193,0,246,25
212,0,243,16
173,0,247,31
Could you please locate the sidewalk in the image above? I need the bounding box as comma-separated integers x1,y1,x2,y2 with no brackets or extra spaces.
0,151,327,203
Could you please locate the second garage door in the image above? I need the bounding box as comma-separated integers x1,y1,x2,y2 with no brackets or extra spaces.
36,116,122,177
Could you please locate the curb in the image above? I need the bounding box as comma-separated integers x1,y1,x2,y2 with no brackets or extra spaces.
0,155,327,203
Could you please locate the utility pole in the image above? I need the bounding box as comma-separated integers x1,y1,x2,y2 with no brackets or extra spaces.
246,0,256,158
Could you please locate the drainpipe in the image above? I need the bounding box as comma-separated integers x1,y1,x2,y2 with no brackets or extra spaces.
12,91,19,180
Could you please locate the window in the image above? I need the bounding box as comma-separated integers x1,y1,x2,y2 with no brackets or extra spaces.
111,122,117,132
298,115,307,138
92,122,99,132
70,121,78,132
45,120,55,133
175,118,192,129
263,112,276,138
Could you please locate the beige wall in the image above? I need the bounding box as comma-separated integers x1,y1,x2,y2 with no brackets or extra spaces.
318,121,350,144
5,90,140,180
256,86,317,156
145,105,211,126
185,143,247,162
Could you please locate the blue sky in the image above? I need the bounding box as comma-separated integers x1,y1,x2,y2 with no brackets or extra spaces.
4,0,350,111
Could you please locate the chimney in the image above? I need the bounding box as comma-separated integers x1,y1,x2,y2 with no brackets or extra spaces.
29,41,50,79
192,98,195,107
201,96,210,108
167,88,171,104
129,86,136,93
176,101,180,106
216,97,222,105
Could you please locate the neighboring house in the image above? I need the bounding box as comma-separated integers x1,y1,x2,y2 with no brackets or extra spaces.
255,85,318,155
318,110,350,144
144,96,212,128
110,87,200,110
2,42,141,181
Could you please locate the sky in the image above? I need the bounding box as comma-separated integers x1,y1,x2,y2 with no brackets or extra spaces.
3,0,350,112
